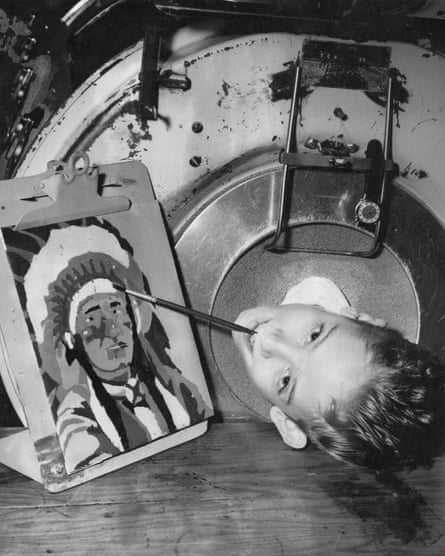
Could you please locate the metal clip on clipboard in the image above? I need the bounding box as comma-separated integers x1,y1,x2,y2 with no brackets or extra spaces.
266,40,396,258
0,152,131,231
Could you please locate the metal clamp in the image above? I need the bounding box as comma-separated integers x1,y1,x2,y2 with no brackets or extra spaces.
266,57,395,258
0,152,132,230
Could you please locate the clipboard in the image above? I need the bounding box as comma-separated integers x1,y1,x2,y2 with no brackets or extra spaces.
0,152,213,492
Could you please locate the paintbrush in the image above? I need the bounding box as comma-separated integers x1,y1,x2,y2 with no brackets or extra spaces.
114,285,256,335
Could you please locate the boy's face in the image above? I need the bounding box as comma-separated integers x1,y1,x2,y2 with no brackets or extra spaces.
233,304,371,421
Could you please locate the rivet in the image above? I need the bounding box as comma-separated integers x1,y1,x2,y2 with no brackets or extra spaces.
50,462,65,476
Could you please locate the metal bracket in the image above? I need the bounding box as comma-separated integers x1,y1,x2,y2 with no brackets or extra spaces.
266,41,395,258
138,21,192,121
139,23,163,120
139,29,192,120
0,152,131,230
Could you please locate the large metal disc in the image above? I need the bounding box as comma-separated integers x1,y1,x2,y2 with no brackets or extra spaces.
174,157,445,419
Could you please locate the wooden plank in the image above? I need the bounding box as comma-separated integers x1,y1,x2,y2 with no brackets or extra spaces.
0,422,444,555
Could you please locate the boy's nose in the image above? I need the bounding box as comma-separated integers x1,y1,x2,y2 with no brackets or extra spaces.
259,328,301,359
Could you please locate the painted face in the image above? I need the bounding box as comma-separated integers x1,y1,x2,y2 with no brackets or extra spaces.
233,304,371,421
75,292,134,380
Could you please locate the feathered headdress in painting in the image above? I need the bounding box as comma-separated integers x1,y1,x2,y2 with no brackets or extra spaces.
23,224,152,348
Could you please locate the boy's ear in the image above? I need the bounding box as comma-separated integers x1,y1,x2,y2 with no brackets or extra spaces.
269,406,307,449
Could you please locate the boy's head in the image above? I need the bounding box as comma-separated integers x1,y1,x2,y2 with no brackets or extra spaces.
233,303,445,470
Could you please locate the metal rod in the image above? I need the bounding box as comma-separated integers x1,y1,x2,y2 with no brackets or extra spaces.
266,62,301,249
383,76,394,164
119,287,256,335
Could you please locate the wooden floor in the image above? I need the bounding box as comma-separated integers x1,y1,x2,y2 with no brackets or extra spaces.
0,421,444,555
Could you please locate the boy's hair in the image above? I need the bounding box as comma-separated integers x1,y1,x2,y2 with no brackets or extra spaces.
299,322,445,471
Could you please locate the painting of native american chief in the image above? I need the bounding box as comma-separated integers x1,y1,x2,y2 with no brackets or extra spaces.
3,218,212,474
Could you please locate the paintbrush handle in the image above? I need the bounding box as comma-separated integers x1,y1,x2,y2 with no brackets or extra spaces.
124,288,256,335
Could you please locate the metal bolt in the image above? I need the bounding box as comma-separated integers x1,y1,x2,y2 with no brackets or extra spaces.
304,138,319,150
192,122,203,133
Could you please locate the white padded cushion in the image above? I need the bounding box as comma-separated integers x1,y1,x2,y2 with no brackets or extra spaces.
280,276,350,314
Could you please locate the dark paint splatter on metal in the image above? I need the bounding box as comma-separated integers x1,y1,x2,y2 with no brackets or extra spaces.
127,122,152,156
400,162,429,180
389,67,409,106
333,107,348,121
183,43,238,68
365,67,409,127
124,98,171,130
217,80,235,107
269,62,296,102
221,80,231,97
415,169,428,179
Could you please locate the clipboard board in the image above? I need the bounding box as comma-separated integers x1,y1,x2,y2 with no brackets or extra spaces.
0,152,213,492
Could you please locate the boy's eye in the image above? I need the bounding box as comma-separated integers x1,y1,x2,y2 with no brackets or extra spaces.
278,369,290,393
307,324,323,343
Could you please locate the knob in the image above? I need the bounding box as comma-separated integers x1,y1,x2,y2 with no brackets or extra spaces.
355,199,381,224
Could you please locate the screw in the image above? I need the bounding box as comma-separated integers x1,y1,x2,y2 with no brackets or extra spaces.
192,122,203,133
189,156,202,168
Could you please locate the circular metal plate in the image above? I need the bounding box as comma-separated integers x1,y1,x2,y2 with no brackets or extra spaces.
175,159,445,420
210,225,418,419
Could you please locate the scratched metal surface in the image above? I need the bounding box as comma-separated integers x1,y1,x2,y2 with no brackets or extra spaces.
15,31,445,222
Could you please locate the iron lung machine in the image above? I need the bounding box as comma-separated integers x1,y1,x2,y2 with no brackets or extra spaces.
3,0,445,423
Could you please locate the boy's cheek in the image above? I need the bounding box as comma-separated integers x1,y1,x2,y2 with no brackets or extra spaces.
232,332,253,367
